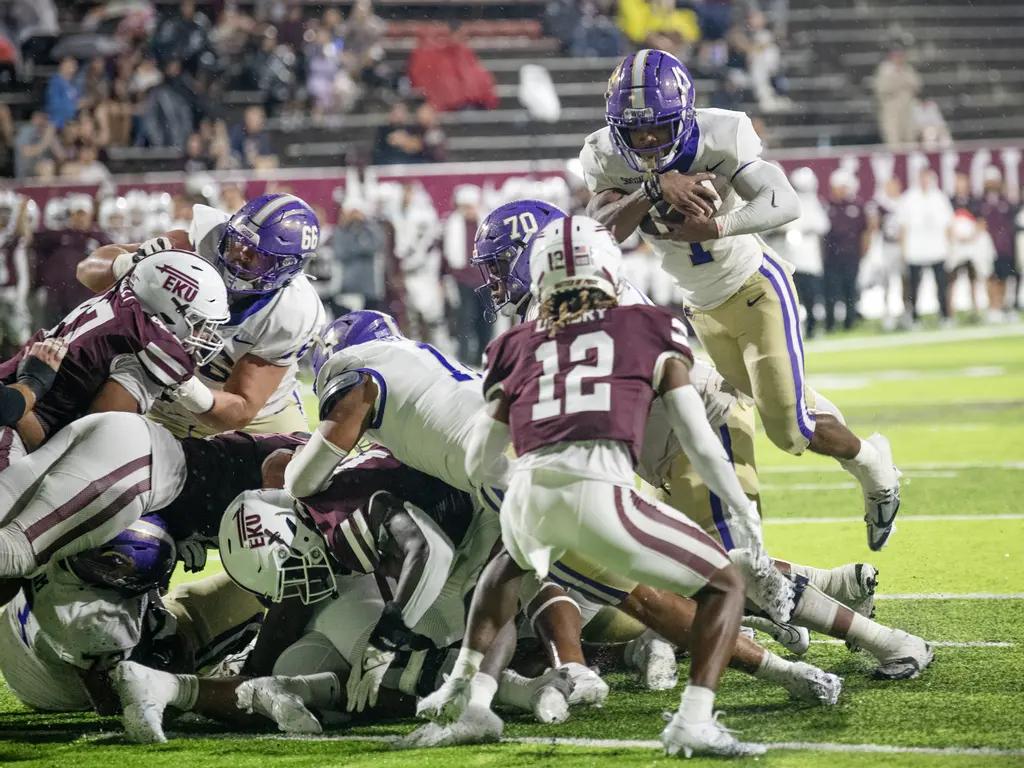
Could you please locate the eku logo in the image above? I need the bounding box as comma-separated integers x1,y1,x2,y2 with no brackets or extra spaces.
156,263,200,302
235,506,266,549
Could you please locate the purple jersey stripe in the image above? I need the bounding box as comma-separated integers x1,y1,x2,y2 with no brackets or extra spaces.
757,257,815,441
357,368,387,429
707,424,736,550
24,454,152,544
550,559,630,603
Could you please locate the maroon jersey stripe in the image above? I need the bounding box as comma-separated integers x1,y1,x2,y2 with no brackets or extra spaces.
563,216,575,276
23,454,151,543
36,477,153,563
613,486,719,580
0,427,13,472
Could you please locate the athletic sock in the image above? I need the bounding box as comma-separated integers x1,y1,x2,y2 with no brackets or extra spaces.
790,583,893,659
752,649,793,685
450,647,485,681
468,672,498,710
678,684,715,723
286,673,342,709
0,525,36,577
786,563,843,598
169,673,199,710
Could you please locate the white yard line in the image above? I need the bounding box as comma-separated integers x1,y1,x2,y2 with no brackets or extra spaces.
804,639,1014,648
764,513,1024,524
803,322,1024,353
877,593,1024,600
761,461,1024,474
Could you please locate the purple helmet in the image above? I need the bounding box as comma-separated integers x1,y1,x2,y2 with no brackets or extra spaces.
65,514,177,596
471,199,567,322
605,49,696,173
311,310,402,384
218,193,320,295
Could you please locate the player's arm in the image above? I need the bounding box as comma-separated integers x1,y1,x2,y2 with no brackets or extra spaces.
586,187,657,243
0,339,68,426
464,398,512,487
78,665,123,716
242,597,316,676
75,232,188,292
284,373,377,498
657,356,763,551
88,379,145,414
178,354,290,432
714,161,801,238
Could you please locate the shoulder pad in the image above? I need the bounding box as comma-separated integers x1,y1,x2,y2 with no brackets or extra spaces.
318,369,368,420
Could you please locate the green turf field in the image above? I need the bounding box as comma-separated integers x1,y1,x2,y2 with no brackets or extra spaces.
2,325,1023,767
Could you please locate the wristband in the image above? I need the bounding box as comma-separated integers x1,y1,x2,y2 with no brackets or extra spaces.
112,251,135,280
16,355,58,400
173,377,215,414
642,173,663,204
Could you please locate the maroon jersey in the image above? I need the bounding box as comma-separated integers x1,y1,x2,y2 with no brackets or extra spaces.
978,193,1016,257
483,305,692,464
0,281,194,440
301,445,474,575
162,431,309,540
32,228,111,313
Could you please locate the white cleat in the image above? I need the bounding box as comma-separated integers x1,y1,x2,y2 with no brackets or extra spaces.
235,677,322,734
781,662,843,706
873,631,934,680
560,662,608,707
660,710,767,758
730,549,796,624
396,704,503,749
625,631,679,691
860,434,901,551
744,617,810,656
110,661,172,744
828,563,879,619
530,668,573,724
416,674,472,724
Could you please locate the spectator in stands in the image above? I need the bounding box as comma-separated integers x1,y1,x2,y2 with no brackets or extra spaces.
947,172,984,316
14,110,62,179
408,25,498,112
978,167,1019,321
240,25,296,115
372,102,424,165
874,48,921,148
230,105,275,169
745,10,790,112
32,195,111,326
823,169,871,332
207,118,240,170
45,58,81,130
61,144,113,190
570,1,626,57
897,168,953,325
786,166,829,338
220,183,247,214
136,60,196,149
151,0,211,76
618,0,700,50
334,197,387,312
94,75,134,147
415,102,447,164
342,0,387,87
443,185,490,366
183,131,211,172
75,57,110,110
914,99,952,150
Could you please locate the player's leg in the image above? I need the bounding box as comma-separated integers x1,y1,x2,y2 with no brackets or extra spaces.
0,424,26,473
0,413,162,578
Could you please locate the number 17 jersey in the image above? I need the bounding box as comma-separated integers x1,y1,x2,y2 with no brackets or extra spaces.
482,304,692,466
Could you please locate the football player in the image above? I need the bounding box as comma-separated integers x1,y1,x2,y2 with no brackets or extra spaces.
429,215,764,757
76,193,326,437
585,49,902,550
0,191,33,358
0,338,67,428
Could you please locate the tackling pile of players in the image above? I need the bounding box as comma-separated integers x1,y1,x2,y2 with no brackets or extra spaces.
0,49,932,758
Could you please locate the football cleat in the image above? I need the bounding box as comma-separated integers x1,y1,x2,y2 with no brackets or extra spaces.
744,617,810,656
235,677,322,734
529,668,573,724
660,710,767,758
560,662,609,707
396,704,503,749
624,631,679,691
416,674,472,724
781,662,843,706
873,631,934,680
859,434,902,551
833,563,879,619
111,662,172,744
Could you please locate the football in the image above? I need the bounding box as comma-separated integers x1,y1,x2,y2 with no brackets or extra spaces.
639,179,720,235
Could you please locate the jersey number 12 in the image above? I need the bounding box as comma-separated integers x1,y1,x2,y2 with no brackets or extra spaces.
531,330,613,420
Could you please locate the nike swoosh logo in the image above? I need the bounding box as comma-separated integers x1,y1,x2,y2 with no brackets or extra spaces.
771,190,778,208
706,159,725,173
233,337,256,347
747,292,766,307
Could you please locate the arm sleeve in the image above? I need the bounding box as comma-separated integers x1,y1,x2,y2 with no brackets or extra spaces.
0,386,27,426
464,404,512,490
283,428,348,499
718,160,802,237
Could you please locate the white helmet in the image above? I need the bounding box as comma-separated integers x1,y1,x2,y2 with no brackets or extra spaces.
98,196,131,239
219,490,337,605
529,215,623,306
44,196,68,230
789,166,818,194
0,190,18,228
129,250,230,364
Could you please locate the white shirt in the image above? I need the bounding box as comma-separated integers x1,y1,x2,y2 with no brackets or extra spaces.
897,188,954,265
784,192,830,276
315,338,484,493
579,109,773,310
148,205,326,432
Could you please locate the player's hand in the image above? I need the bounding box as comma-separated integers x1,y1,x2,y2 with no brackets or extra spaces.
135,236,174,261
658,171,718,218
661,215,719,244
729,500,767,563
176,536,208,572
346,645,395,712
24,338,69,372
370,601,436,652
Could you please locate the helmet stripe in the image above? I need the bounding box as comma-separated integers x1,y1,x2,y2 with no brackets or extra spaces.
250,194,301,226
563,216,575,276
630,49,650,109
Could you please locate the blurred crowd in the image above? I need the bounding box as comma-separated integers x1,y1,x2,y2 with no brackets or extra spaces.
771,164,1022,336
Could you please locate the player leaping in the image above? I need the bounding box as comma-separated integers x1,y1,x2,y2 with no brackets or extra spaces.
583,49,901,550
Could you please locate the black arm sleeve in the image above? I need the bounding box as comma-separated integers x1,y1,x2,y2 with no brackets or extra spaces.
0,386,27,427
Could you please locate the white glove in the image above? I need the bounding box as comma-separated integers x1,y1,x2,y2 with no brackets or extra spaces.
166,377,215,414
727,499,767,564
176,536,208,573
112,237,175,280
346,645,394,713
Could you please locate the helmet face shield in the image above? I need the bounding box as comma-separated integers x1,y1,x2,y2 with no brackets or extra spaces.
182,309,227,365
276,546,337,604
218,226,302,295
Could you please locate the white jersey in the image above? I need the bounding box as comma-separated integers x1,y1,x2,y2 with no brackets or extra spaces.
580,109,771,310
315,338,484,493
149,205,325,432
